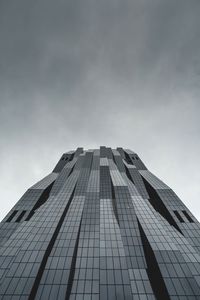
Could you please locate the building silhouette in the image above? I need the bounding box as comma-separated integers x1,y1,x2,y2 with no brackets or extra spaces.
0,147,200,299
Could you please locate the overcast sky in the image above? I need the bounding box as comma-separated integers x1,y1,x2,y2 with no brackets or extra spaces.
0,0,200,221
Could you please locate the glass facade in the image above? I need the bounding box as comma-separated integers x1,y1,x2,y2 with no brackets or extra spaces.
0,146,200,299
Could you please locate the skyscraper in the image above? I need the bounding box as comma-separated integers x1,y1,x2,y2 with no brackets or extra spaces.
0,146,200,299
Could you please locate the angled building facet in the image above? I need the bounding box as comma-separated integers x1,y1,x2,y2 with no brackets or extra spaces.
0,147,200,299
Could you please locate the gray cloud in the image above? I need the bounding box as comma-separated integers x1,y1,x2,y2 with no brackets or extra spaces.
0,0,200,221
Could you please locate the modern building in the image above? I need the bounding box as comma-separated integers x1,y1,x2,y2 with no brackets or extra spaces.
0,147,200,299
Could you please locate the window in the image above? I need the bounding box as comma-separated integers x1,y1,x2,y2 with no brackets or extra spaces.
174,211,184,223
25,210,35,221
6,210,18,222
182,210,194,223
16,210,26,222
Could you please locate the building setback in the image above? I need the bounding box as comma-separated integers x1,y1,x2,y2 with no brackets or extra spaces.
0,147,200,299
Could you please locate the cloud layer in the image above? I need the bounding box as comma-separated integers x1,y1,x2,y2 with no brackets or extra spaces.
0,0,200,221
